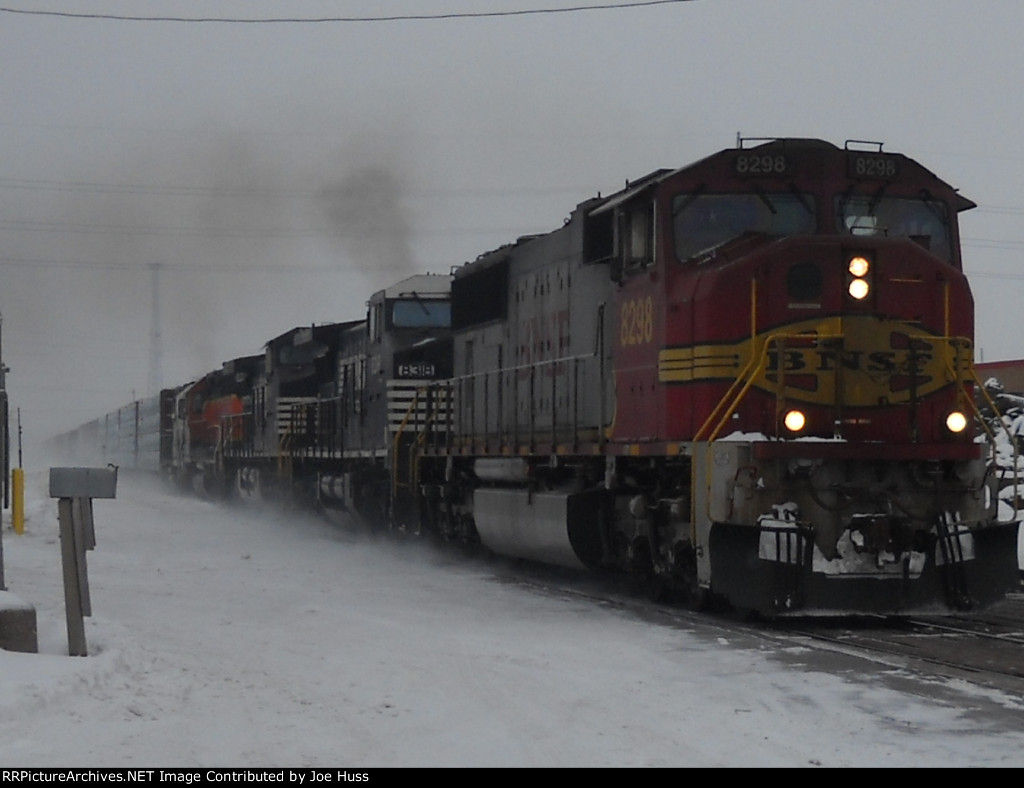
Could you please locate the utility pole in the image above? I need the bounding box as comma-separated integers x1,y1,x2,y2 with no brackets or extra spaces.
148,263,163,395
1,312,8,509
0,310,6,390
0,312,7,588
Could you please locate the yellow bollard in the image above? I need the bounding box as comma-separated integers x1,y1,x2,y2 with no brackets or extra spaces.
12,467,24,534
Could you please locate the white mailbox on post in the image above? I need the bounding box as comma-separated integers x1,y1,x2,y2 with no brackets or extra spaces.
49,466,119,499
49,466,118,656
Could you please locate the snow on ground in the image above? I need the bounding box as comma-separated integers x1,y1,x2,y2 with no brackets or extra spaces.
1,469,1023,768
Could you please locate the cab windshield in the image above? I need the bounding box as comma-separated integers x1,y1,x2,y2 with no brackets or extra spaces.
836,195,952,262
673,192,816,262
390,299,451,329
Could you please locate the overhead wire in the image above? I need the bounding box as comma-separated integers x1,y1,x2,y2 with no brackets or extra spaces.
1,159,1023,279
0,1,697,24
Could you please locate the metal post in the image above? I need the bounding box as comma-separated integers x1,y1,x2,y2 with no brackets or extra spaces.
12,467,24,535
50,466,118,657
57,497,88,656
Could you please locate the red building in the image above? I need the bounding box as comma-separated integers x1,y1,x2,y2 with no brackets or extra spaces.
977,359,1024,394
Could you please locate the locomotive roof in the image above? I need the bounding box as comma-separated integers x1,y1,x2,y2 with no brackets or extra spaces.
376,273,452,299
587,167,673,216
454,137,974,281
264,320,345,348
220,354,262,374
588,137,974,214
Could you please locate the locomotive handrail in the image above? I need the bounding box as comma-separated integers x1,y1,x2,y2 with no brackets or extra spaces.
391,385,436,499
391,389,420,499
696,328,798,533
694,278,762,443
445,351,598,384
695,329,1019,531
968,367,1021,525
696,330,845,444
444,350,597,453
695,329,850,536
926,333,1019,525
693,340,765,443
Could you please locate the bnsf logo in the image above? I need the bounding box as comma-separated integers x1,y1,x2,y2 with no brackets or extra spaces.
760,337,951,403
657,317,969,407
766,346,932,375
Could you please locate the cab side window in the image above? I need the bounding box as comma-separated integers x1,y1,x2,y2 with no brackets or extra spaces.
619,202,654,272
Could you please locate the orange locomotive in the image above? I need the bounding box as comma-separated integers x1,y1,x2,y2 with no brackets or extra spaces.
417,138,1019,615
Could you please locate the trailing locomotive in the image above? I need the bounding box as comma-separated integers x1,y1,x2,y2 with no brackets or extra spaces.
53,138,1021,617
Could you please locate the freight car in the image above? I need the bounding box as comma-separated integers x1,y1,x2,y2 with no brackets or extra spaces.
53,388,177,473
52,138,1022,617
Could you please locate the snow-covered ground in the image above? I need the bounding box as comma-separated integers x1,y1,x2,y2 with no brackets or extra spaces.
1,469,1023,768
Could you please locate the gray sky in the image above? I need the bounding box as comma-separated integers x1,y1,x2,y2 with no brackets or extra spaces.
1,0,1022,450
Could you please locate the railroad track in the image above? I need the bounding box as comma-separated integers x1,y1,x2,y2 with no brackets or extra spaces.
764,601,1024,694
489,561,1024,696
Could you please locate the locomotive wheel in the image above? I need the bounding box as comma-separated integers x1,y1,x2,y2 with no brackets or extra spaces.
668,545,709,611
679,580,708,611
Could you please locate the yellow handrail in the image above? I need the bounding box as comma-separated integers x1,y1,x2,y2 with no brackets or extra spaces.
390,384,447,499
694,279,760,441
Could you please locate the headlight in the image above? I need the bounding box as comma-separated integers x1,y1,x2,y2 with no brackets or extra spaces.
945,411,968,433
847,278,870,299
845,253,873,300
848,256,870,277
784,409,806,432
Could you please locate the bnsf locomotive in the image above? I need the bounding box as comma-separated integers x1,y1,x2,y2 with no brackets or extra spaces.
55,138,1021,616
